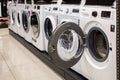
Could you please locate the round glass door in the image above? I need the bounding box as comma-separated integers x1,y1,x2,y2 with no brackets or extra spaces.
48,22,85,68
44,18,53,39
17,13,20,26
57,29,82,61
22,11,29,32
87,27,109,62
11,11,15,25
30,12,40,38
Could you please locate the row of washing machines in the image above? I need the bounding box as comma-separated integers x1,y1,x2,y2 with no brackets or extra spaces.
7,0,116,80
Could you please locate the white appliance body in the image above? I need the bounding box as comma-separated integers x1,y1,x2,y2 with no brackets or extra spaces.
16,2,26,38
72,6,116,80
22,3,33,43
31,0,61,51
43,4,61,52
30,4,45,51
48,1,116,80
7,1,14,31
7,1,17,33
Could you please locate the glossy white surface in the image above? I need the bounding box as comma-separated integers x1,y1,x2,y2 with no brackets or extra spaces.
0,28,63,80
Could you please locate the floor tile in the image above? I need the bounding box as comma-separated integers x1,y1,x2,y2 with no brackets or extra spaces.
0,28,63,80
0,54,15,80
10,64,63,80
0,28,9,36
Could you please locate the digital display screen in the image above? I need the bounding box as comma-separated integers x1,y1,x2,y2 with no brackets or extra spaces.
86,0,114,6
62,0,81,4
26,0,32,4
34,0,57,4
101,11,111,18
18,0,24,3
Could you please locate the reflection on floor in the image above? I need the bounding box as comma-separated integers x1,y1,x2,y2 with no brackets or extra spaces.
0,28,63,80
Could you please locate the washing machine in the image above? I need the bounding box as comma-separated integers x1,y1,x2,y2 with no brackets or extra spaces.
48,0,116,80
10,3,18,34
48,0,85,66
7,0,15,31
16,0,26,38
72,5,116,80
13,0,26,35
30,0,62,51
30,0,45,51
43,0,62,52
8,0,27,37
9,0,24,34
21,0,33,43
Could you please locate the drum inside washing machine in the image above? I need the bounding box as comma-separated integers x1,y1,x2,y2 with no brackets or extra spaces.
22,11,29,33
87,27,109,62
30,12,40,38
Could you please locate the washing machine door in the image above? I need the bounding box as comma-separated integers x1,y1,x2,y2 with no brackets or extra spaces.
44,17,55,40
48,22,85,68
87,27,109,62
30,12,40,41
17,12,20,26
22,11,29,33
11,11,15,25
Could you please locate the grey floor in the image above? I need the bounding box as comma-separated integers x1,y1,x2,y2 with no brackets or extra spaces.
0,28,63,80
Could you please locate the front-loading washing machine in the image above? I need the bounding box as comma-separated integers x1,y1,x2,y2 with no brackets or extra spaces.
9,0,25,34
16,0,26,38
13,0,26,36
10,3,18,34
48,0,116,80
21,0,33,43
30,0,62,51
42,0,62,52
72,4,116,80
48,0,85,67
7,0,15,31
30,0,47,51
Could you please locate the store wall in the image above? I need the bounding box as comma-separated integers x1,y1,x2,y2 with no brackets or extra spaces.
0,0,7,17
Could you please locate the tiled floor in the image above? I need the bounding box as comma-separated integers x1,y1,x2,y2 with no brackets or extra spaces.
0,28,63,80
